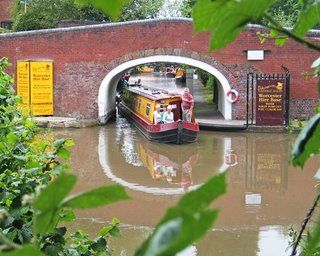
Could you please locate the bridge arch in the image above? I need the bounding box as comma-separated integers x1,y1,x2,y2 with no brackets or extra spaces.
98,55,233,124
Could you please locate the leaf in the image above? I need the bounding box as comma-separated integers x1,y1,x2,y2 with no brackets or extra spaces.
62,184,130,209
24,119,35,129
109,225,121,237
275,37,287,46
301,218,320,256
90,237,107,252
292,113,320,168
99,226,113,237
193,0,277,50
59,209,76,222
6,132,19,146
64,139,75,147
0,245,43,256
135,173,226,256
33,172,77,234
53,139,66,148
57,147,71,160
311,57,320,69
75,0,129,20
34,209,60,235
55,227,67,236
293,2,320,37
145,210,218,256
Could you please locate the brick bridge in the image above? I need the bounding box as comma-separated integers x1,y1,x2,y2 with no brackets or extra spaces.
0,18,319,123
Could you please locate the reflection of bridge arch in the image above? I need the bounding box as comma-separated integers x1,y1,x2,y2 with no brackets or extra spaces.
98,55,232,124
98,126,230,195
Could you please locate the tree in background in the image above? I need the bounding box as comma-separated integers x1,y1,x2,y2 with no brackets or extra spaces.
121,0,164,21
180,0,195,18
12,0,107,31
11,0,164,31
180,0,305,28
268,0,301,27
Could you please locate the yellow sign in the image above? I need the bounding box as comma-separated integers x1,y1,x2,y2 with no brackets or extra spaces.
16,60,54,116
17,61,30,104
17,61,30,115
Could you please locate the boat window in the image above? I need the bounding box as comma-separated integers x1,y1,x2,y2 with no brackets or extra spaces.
137,99,141,111
146,103,151,116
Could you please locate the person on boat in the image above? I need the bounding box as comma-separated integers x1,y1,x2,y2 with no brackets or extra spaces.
160,105,167,122
123,72,130,81
181,88,194,122
163,105,174,123
153,105,163,124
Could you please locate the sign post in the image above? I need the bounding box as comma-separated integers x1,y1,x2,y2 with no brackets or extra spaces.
255,76,285,125
16,60,54,116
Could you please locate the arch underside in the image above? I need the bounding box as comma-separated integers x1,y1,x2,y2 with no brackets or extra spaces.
98,55,232,124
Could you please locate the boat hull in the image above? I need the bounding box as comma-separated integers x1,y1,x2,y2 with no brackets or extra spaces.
166,72,176,78
119,103,198,144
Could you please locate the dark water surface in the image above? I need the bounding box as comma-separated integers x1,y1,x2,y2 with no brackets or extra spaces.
53,116,320,256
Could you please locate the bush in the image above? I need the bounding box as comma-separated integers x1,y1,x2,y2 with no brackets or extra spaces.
0,57,127,254
13,12,56,31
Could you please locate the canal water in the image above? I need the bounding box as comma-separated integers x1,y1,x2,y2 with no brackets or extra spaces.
53,74,319,255
53,121,319,256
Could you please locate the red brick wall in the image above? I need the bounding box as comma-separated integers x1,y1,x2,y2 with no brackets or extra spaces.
0,19,318,119
0,0,13,22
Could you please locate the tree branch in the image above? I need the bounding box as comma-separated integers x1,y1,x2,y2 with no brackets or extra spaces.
263,13,320,52
290,192,320,256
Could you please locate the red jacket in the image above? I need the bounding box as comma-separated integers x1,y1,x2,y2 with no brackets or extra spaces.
182,93,194,109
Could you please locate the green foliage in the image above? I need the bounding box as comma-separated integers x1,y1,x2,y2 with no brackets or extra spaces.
33,172,77,235
292,113,320,168
293,1,320,36
300,218,320,256
124,0,164,20
75,0,128,20
0,245,43,255
204,76,214,103
181,0,314,28
135,173,226,256
0,28,10,34
12,0,164,31
63,184,129,209
33,172,127,255
180,0,196,18
268,0,301,27
12,0,109,31
0,57,129,255
76,0,164,21
193,0,277,50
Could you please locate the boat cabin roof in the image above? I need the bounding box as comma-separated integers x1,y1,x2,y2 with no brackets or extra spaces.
127,85,182,101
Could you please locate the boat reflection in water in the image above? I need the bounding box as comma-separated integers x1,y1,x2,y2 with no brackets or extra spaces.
138,140,198,192
98,115,233,195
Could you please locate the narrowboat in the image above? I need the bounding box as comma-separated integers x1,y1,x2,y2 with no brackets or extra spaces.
119,85,199,144
165,67,176,78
